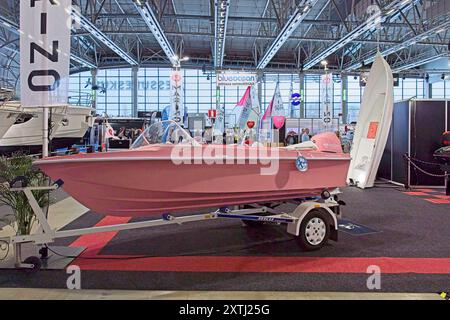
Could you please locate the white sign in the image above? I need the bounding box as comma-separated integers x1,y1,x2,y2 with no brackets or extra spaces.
170,69,184,123
217,72,257,86
20,0,71,108
321,73,333,125
271,83,285,117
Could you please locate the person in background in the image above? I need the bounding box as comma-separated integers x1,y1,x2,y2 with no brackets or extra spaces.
301,128,310,142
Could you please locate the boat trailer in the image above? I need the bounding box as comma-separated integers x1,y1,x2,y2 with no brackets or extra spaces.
0,181,343,272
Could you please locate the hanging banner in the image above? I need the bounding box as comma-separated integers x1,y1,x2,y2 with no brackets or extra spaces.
321,73,333,125
20,0,71,108
170,69,184,124
216,71,257,86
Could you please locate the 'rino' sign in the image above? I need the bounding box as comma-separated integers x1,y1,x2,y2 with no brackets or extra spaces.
20,0,71,107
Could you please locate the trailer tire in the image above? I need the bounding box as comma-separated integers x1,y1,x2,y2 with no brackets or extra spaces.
297,209,330,251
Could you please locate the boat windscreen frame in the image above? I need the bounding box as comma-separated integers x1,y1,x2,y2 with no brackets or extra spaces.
131,120,200,149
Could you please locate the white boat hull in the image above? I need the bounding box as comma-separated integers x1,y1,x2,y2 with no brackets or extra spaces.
0,109,19,139
347,53,394,189
0,104,93,151
53,106,93,139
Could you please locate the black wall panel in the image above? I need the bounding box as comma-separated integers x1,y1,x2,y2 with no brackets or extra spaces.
378,125,392,180
409,100,446,186
392,101,409,184
447,101,450,131
378,99,449,187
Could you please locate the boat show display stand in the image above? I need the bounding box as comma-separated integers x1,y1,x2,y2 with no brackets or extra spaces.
0,182,343,272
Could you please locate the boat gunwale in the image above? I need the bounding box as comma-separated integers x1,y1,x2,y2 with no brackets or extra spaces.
35,155,351,164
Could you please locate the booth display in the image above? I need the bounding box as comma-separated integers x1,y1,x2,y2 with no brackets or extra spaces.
378,99,450,187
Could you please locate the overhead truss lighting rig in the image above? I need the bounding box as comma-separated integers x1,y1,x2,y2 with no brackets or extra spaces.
214,0,230,68
71,8,138,65
0,13,96,69
345,18,450,70
303,0,420,70
393,52,450,72
68,54,96,69
133,0,177,66
256,0,319,69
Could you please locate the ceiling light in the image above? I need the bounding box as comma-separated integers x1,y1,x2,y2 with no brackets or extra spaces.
214,0,230,68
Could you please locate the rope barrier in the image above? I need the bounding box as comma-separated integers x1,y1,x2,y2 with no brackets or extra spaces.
404,154,450,178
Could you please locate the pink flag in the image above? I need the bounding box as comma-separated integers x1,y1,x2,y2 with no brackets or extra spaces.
262,98,274,120
236,86,251,106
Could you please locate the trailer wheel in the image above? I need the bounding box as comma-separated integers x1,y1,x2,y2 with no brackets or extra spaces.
297,210,330,251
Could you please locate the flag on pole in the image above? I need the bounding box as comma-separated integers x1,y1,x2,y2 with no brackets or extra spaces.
236,86,252,129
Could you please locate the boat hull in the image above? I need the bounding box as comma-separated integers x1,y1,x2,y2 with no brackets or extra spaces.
0,104,92,155
36,145,350,217
0,109,18,139
347,53,394,189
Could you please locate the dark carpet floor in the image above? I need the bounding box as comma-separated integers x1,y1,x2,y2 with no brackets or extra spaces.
1,185,449,293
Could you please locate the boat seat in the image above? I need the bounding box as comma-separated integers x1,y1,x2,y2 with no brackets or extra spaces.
282,141,317,151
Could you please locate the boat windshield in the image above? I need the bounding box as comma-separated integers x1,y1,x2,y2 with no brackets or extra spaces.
131,120,198,149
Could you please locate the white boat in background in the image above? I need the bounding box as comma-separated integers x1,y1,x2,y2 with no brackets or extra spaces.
347,52,394,189
0,88,20,139
53,105,94,141
0,101,93,155
0,107,20,139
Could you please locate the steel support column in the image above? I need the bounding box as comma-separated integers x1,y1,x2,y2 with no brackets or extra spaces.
299,72,305,118
91,69,97,110
341,75,348,124
132,66,139,117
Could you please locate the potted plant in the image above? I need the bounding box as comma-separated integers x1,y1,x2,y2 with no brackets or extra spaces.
0,153,51,236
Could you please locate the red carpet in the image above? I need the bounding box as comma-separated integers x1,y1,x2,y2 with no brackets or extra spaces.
70,216,450,274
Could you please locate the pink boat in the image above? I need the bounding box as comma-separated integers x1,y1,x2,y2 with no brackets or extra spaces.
35,121,350,217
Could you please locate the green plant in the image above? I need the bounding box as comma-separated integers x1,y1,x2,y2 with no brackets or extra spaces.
0,153,51,235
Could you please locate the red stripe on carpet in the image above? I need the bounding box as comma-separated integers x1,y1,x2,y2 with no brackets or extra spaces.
68,217,450,275
433,195,450,200
72,256,450,274
414,188,437,193
70,215,131,256
425,198,450,204
403,191,429,196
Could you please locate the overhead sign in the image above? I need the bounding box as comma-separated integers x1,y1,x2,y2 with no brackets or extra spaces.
170,69,184,123
216,72,257,86
20,0,71,107
321,73,333,125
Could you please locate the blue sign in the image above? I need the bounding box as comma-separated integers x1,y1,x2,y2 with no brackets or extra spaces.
291,93,301,106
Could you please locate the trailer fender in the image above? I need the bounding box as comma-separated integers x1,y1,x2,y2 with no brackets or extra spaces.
286,201,338,237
